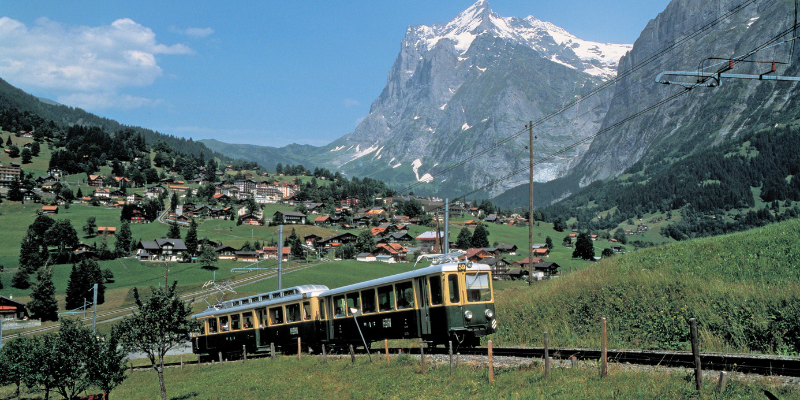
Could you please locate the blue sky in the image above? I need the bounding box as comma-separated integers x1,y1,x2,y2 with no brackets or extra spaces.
0,0,671,147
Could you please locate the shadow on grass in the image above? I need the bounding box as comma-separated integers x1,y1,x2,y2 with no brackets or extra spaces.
170,391,199,400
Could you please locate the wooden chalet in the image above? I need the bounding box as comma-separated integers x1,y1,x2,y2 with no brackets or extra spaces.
273,210,307,225
0,296,28,320
97,227,116,236
215,245,238,260
317,232,357,249
41,205,58,214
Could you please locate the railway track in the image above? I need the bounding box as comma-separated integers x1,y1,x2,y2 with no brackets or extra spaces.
0,261,323,342
128,345,800,378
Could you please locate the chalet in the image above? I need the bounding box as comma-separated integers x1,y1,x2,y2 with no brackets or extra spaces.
514,257,544,269
353,216,370,226
239,214,261,226
378,232,414,244
168,185,190,193
136,239,188,262
611,245,623,253
273,210,307,225
126,193,143,203
88,175,103,187
234,251,260,263
304,234,322,247
0,296,28,320
533,248,550,257
97,227,116,236
314,216,331,226
415,231,448,250
317,232,358,249
73,249,99,262
370,227,387,237
175,214,192,227
92,188,110,199
304,203,324,214
114,176,131,185
464,220,478,227
262,246,290,261
465,248,492,263
365,207,387,217
532,261,561,279
209,207,233,220
340,197,360,207
496,244,518,255
372,243,408,263
41,205,58,214
484,214,500,224
40,180,58,191
356,253,377,262
109,190,126,199
212,193,232,203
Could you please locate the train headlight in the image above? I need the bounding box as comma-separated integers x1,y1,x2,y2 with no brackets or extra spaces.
464,310,473,321
485,309,494,319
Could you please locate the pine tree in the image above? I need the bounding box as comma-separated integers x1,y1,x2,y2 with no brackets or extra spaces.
354,230,374,254
184,219,198,256
11,269,30,289
65,264,87,310
19,228,43,273
28,268,58,321
471,224,490,248
545,236,553,250
455,227,473,250
83,216,97,238
572,233,595,260
166,222,181,239
115,221,132,257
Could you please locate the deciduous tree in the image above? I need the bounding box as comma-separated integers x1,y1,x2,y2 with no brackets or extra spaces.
455,227,472,250
115,283,198,400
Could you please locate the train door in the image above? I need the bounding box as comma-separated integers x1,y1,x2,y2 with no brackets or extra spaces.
415,277,431,336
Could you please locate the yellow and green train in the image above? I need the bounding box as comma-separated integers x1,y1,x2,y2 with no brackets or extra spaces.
191,261,496,359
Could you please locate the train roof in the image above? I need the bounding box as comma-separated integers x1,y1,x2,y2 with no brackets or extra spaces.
320,262,492,297
192,284,329,319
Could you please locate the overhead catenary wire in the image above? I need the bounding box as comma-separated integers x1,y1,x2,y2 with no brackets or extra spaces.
396,0,764,195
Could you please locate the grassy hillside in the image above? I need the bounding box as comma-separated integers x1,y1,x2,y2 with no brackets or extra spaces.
491,218,800,354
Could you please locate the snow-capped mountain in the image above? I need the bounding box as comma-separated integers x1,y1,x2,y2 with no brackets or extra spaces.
205,0,632,198
411,0,631,80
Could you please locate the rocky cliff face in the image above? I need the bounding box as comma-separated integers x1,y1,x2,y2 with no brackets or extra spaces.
319,0,630,197
573,0,800,186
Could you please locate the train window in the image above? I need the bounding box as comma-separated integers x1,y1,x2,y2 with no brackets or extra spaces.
256,308,267,328
286,303,300,323
220,316,230,332
378,285,395,312
269,306,283,325
231,314,241,330
429,276,443,305
208,318,217,333
302,301,312,321
318,299,326,320
448,274,460,304
361,289,377,314
199,320,206,335
395,281,415,309
333,296,346,317
232,301,240,306
466,272,492,302
346,292,361,315
243,312,254,329
251,297,260,303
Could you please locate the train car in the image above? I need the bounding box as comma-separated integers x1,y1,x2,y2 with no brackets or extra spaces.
319,260,496,349
191,259,497,358
191,285,329,360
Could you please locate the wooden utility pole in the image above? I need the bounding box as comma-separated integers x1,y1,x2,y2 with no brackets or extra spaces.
528,121,534,286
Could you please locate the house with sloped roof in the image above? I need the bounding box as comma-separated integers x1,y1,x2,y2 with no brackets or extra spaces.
136,239,188,262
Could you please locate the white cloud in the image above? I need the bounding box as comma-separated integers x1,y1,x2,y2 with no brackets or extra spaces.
58,91,163,110
184,27,214,39
0,16,192,109
343,98,360,108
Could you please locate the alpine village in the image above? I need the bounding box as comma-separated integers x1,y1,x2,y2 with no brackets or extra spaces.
0,1,799,399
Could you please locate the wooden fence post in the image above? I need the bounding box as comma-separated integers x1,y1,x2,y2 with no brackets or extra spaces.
600,317,607,378
242,345,247,363
690,318,702,391
717,371,728,393
218,351,223,363
349,344,356,364
322,344,327,364
130,362,133,373
181,354,184,369
420,343,426,374
488,340,494,383
298,337,302,361
385,339,390,366
449,341,454,376
544,331,550,378
270,343,275,359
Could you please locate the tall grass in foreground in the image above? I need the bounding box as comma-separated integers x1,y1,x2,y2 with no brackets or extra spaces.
492,218,800,354
43,355,796,400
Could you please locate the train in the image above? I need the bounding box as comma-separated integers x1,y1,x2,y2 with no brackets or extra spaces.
191,258,497,360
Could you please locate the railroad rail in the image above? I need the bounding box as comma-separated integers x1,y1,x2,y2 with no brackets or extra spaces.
128,345,800,378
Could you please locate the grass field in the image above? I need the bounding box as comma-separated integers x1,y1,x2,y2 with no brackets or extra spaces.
15,352,791,400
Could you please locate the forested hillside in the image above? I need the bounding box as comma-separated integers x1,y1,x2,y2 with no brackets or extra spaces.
523,122,800,240
0,77,233,162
